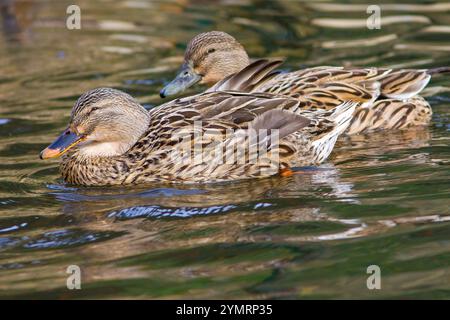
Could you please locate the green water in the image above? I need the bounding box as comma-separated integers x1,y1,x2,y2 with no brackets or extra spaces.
0,0,449,299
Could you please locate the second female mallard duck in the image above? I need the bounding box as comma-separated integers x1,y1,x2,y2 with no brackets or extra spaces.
40,83,358,186
160,31,449,135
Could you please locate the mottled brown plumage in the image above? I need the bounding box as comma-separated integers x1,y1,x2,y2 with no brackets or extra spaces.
161,31,448,134
42,84,358,186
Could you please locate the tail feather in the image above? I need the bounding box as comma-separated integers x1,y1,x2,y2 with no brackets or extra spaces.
311,101,358,163
426,67,450,75
379,66,449,99
379,70,430,99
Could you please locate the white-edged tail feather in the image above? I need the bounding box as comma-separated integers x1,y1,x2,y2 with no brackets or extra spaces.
311,101,358,163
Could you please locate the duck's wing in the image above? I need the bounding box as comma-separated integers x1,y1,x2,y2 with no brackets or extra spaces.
148,89,358,150
151,89,360,127
155,100,358,182
205,59,284,93
274,81,381,110
209,59,449,102
149,91,299,127
263,67,388,90
149,90,288,124
143,105,311,182
262,66,447,100
205,59,381,108
214,59,448,102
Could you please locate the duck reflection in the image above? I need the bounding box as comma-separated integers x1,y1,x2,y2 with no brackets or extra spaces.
41,166,358,287
52,163,356,218
333,126,432,167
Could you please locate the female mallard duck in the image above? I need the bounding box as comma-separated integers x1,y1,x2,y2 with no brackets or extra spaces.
160,31,449,135
40,81,358,186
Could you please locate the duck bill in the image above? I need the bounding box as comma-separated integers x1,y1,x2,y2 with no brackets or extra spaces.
40,129,85,159
160,63,201,98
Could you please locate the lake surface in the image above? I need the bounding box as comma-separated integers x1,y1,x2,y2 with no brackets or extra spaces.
0,0,449,299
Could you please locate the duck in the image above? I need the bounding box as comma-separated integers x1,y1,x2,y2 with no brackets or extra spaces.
39,74,358,186
160,31,449,135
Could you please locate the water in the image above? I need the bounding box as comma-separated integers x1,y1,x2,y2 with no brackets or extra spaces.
0,0,449,299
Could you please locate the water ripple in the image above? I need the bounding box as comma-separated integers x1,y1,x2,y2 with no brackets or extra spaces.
108,202,274,220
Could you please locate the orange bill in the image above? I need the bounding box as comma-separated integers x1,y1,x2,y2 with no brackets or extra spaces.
40,129,85,159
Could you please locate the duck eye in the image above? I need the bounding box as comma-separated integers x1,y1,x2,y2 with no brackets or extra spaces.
88,107,99,115
207,48,215,54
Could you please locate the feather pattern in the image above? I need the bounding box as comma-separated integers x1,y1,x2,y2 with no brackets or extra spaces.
207,59,439,134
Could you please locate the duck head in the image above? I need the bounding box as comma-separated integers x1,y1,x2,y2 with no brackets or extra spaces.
40,88,150,159
160,31,250,98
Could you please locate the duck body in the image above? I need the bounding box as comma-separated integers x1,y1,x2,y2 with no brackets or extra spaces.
161,31,448,135
208,59,436,135
52,86,357,186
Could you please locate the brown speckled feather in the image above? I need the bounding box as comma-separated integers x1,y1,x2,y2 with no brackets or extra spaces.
208,59,440,134
346,96,432,135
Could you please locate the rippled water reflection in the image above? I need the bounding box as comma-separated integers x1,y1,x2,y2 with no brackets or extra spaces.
0,0,449,299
